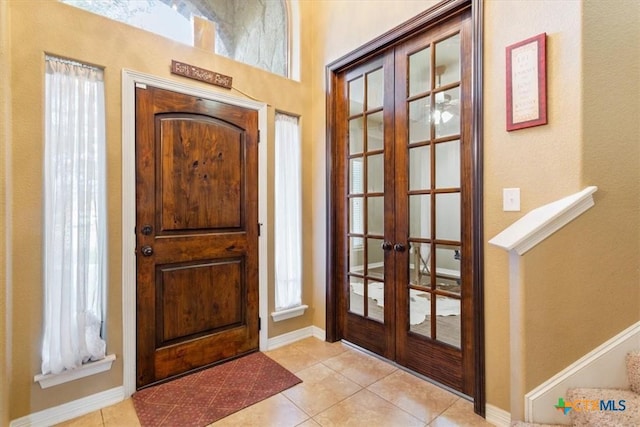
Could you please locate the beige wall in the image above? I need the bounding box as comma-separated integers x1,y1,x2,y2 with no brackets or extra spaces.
5,0,640,421
484,0,583,408
1,0,10,424
6,0,315,418
486,0,640,410
521,0,640,391
311,0,640,414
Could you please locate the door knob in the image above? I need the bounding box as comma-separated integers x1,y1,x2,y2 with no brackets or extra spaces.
381,241,393,251
141,224,153,235
393,243,406,252
141,245,154,257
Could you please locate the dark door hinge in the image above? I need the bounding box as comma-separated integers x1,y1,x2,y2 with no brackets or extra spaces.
258,222,263,236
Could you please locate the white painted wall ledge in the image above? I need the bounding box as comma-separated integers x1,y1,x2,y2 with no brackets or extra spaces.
271,304,309,322
489,186,598,255
34,354,116,389
488,185,598,422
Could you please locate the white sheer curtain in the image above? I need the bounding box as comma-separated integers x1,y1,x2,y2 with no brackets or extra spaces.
274,113,302,310
41,57,107,375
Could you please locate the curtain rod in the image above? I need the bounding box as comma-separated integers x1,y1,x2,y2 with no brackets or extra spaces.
45,55,103,71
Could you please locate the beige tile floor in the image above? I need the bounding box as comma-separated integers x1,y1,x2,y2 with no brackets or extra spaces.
58,338,493,427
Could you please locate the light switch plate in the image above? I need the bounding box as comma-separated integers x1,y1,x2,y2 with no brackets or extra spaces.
503,188,521,211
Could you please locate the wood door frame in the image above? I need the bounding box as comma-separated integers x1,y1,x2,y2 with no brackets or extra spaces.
325,0,485,415
121,69,268,397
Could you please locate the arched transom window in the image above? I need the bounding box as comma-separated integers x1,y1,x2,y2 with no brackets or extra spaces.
61,0,290,77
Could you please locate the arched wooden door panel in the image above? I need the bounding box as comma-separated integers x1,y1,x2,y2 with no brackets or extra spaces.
135,86,259,389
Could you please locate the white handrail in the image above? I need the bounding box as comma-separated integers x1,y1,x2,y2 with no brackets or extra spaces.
489,186,598,255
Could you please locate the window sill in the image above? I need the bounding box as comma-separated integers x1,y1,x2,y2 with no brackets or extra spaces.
34,354,116,389
271,304,308,322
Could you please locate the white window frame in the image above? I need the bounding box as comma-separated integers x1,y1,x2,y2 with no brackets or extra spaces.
36,56,114,388
271,112,307,321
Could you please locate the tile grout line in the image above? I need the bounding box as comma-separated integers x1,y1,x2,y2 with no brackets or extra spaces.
283,356,368,426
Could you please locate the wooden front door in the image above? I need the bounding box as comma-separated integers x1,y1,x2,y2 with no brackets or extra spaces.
135,86,259,389
329,7,478,397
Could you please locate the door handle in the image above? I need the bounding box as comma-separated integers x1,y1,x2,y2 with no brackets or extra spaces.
141,245,154,257
381,241,393,251
141,224,153,235
393,243,406,252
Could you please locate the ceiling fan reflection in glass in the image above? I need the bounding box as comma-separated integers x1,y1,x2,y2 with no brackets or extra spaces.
434,91,454,124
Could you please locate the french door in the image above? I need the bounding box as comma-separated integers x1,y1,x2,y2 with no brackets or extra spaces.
329,7,478,397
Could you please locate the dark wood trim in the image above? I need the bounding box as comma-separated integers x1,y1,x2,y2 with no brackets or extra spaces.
327,0,471,73
325,69,338,342
325,0,485,416
471,0,486,417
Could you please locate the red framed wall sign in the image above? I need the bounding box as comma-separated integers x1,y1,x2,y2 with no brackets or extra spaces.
506,33,547,131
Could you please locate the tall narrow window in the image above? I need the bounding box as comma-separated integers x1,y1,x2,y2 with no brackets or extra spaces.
41,56,107,375
274,113,302,312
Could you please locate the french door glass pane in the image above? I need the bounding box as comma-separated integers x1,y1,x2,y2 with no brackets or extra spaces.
349,76,364,115
349,197,364,234
349,237,364,273
367,238,384,280
409,294,461,347
367,196,384,236
409,195,431,239
435,193,460,241
409,289,431,336
436,296,461,348
367,154,384,193
408,46,431,97
435,33,460,88
437,276,461,295
409,145,431,191
405,31,464,348
409,97,430,143
349,158,364,194
435,244,461,283
367,111,384,151
409,242,430,287
435,140,460,188
347,64,388,324
349,275,365,316
349,118,364,154
367,280,385,323
367,68,384,110
434,87,460,138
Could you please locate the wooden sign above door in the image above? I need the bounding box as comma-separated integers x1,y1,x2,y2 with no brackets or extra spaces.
171,60,233,90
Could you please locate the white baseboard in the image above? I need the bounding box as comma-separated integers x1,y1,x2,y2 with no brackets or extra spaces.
311,325,326,341
525,320,640,425
266,326,326,350
485,404,511,427
10,386,125,427
9,327,326,427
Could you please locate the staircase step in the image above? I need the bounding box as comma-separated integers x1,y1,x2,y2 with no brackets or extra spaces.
566,388,640,426
626,350,640,393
